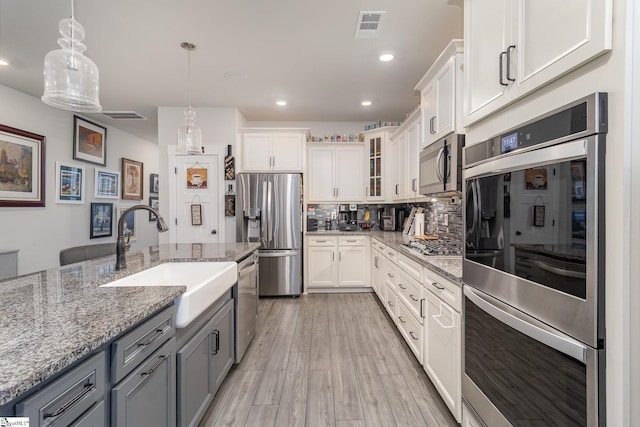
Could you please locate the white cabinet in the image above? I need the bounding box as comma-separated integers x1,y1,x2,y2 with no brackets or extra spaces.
307,144,364,202
423,268,462,423
463,0,612,125
240,129,307,172
415,40,463,149
306,235,370,291
396,253,425,363
362,127,397,202
389,109,422,202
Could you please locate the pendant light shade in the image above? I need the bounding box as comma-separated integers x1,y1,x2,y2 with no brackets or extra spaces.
176,42,202,155
42,2,101,112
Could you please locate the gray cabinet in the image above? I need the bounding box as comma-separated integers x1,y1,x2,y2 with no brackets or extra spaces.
111,338,177,427
70,401,105,427
177,298,234,427
15,352,106,427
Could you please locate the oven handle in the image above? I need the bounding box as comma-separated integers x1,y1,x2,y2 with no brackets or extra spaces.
464,286,588,363
531,260,586,279
436,146,446,183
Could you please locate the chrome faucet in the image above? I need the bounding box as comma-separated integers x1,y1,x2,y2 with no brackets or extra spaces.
116,204,169,270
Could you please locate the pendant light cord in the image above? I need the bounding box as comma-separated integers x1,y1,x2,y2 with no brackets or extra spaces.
187,47,192,110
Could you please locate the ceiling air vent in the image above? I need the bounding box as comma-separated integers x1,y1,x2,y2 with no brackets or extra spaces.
101,111,147,120
354,11,386,39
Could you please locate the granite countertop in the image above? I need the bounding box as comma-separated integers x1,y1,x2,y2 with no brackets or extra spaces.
306,230,462,282
0,242,260,406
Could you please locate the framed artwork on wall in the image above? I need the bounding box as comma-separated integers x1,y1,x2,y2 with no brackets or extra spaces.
121,158,143,200
73,116,107,166
119,207,136,241
94,168,120,199
90,202,113,238
149,196,159,221
0,124,45,207
150,173,159,194
55,161,85,204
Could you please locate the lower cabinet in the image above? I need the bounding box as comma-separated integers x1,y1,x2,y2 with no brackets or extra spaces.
306,235,370,291
111,338,177,427
177,298,234,427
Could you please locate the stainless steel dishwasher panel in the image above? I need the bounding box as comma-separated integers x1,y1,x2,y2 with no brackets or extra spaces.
235,253,258,363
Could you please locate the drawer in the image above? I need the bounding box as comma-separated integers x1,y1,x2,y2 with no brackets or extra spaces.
373,238,386,252
385,283,397,323
423,269,462,312
384,261,397,290
397,269,424,323
397,301,423,362
16,352,106,427
338,235,368,246
398,253,422,283
111,305,176,384
307,236,338,247
383,246,398,263
70,400,105,427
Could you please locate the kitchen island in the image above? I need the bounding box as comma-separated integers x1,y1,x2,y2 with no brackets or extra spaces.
0,242,259,409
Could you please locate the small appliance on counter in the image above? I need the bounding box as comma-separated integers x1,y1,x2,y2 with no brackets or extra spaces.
381,207,396,231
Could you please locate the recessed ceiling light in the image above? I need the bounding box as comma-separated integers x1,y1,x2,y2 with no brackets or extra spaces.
378,53,394,62
361,101,372,106
276,100,287,106
0,57,10,67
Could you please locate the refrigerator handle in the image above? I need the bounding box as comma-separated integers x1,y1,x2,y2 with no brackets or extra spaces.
261,180,268,244
266,180,274,242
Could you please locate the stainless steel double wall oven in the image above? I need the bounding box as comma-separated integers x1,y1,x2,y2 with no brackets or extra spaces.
462,93,607,426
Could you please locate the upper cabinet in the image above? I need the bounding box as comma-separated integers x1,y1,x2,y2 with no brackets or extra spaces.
389,109,422,202
463,0,612,126
307,144,364,203
415,40,464,150
362,127,397,202
239,128,309,172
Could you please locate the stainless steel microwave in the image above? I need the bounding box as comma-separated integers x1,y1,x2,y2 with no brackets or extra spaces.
419,133,464,195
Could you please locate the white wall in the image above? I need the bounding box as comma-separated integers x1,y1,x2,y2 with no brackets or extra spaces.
0,84,160,275
465,0,629,423
157,107,245,243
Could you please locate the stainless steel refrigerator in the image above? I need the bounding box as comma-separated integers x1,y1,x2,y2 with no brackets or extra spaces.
236,173,302,296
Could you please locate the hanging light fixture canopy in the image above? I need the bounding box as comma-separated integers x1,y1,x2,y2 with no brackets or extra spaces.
176,42,203,155
41,0,101,112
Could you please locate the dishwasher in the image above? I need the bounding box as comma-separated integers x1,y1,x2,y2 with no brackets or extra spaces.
234,252,258,363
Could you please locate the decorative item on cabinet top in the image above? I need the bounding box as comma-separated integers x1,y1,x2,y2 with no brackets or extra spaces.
309,133,361,143
364,121,402,130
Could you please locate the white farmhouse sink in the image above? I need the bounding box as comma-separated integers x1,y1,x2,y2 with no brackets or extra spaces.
100,262,237,328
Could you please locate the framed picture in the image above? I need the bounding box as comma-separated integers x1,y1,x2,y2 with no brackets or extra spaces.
94,167,120,199
149,196,159,221
73,116,107,166
55,161,85,204
90,202,113,238
119,207,136,241
191,204,202,225
0,124,45,207
121,158,143,200
150,173,159,194
187,167,207,189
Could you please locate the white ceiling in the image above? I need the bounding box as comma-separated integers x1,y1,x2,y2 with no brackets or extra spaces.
0,0,463,142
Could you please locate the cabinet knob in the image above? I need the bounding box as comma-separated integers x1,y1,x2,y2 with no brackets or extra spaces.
211,229,217,235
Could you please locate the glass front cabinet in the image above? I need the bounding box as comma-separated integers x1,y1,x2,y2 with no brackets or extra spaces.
363,127,397,202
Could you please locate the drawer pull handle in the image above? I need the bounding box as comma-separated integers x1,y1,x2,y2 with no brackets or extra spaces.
387,273,395,278
431,282,445,290
420,298,425,318
212,330,220,355
409,294,419,302
388,252,395,257
316,240,327,243
409,331,418,341
141,355,166,378
43,382,95,419
138,329,165,347
398,316,406,324
388,301,394,307
398,283,406,290
346,240,357,243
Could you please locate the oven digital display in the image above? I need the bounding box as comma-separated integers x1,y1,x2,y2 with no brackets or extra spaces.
501,132,518,153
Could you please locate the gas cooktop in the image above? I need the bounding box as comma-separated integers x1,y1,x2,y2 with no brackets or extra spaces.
402,240,463,257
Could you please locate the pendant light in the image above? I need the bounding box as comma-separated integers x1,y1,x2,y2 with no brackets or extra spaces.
41,0,101,112
176,42,202,155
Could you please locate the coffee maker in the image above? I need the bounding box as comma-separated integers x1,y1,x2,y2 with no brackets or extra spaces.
381,207,396,231
339,204,358,231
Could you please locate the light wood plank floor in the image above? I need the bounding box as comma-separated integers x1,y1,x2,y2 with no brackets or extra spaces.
199,293,457,427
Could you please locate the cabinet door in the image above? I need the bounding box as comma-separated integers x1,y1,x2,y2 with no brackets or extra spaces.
365,135,384,201
407,121,420,199
424,292,461,422
513,0,612,96
271,133,303,171
243,134,272,171
335,146,363,202
177,325,214,427
307,147,336,202
433,60,455,139
112,338,176,427
422,82,437,146
307,246,338,287
390,134,407,201
338,246,369,287
211,299,234,391
463,0,511,125
371,251,379,293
